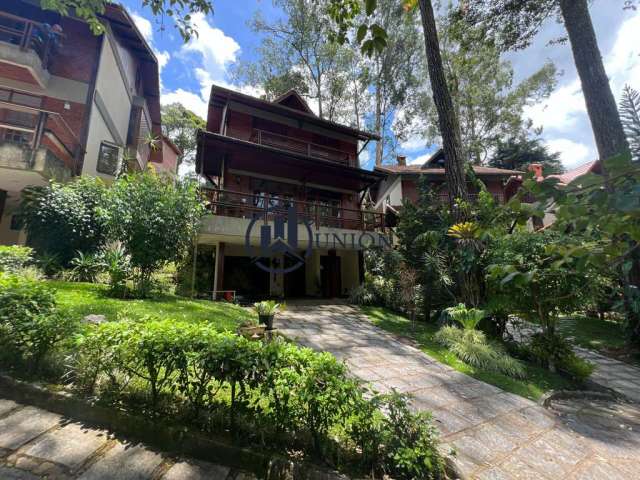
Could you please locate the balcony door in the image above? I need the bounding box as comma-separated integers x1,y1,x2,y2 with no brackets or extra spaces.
320,252,341,298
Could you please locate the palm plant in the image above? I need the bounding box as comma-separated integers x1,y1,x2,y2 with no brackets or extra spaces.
445,303,485,330
69,251,103,282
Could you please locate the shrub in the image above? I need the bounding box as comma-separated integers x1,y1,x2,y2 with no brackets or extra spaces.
0,245,33,273
19,177,107,266
445,303,485,330
0,274,75,370
435,326,526,378
526,333,594,382
69,251,104,282
101,243,132,297
349,283,376,305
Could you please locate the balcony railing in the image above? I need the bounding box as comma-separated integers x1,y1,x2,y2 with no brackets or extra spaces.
0,87,81,169
436,192,505,204
249,129,353,166
0,11,61,69
205,189,386,232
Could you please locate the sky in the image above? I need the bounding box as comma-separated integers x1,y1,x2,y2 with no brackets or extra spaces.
121,0,640,172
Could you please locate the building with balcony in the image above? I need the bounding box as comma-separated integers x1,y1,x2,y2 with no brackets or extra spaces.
0,0,164,244
195,85,387,299
371,149,520,214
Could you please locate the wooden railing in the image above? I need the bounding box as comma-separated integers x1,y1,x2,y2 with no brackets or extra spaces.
249,129,353,166
0,11,61,69
436,192,504,204
204,189,386,232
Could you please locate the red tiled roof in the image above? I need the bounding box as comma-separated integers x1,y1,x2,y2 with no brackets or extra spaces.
547,160,599,185
374,164,521,176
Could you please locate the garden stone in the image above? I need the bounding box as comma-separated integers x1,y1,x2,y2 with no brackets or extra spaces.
162,460,230,480
83,314,106,325
0,399,19,417
0,466,40,480
77,442,163,480
0,407,61,450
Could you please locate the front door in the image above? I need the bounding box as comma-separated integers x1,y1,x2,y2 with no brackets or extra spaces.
320,253,342,298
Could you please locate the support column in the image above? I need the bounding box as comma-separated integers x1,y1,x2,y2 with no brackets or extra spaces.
214,242,225,300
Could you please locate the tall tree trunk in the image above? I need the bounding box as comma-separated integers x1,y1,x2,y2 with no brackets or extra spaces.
375,84,383,166
418,0,468,218
559,0,630,176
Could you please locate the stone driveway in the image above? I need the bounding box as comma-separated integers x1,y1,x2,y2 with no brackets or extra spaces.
277,301,640,480
0,399,252,480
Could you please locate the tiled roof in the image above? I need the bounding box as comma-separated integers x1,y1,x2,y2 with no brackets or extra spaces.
547,160,599,185
374,164,521,176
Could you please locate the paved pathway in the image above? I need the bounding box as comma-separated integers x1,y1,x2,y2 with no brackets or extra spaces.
0,399,253,480
277,301,640,480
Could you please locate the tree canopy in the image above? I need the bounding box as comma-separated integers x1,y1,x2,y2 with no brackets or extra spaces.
161,103,206,167
489,137,564,175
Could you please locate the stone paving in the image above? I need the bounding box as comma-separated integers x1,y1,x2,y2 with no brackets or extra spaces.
277,301,640,480
0,399,252,480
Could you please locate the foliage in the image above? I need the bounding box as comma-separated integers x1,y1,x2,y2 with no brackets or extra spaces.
0,245,34,273
69,251,104,283
489,136,564,175
0,274,75,370
434,325,525,378
41,0,213,41
99,169,204,296
620,85,640,162
68,320,444,478
445,303,485,330
524,333,594,382
253,300,281,316
100,243,132,297
348,283,377,305
161,103,206,166
19,177,107,266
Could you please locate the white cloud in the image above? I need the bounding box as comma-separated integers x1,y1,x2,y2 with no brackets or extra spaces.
546,138,593,170
400,134,427,152
605,11,640,97
161,88,209,119
524,81,586,133
408,153,431,165
359,149,370,165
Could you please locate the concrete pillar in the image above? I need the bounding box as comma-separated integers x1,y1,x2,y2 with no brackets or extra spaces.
214,242,225,299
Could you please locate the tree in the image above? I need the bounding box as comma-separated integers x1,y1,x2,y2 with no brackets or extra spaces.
100,169,204,295
19,177,107,266
417,0,469,213
41,0,212,41
465,0,630,183
161,103,205,167
620,85,640,162
489,137,564,175
261,71,310,101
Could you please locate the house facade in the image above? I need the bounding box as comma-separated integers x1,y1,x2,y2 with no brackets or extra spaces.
372,149,520,212
195,85,386,299
0,0,164,244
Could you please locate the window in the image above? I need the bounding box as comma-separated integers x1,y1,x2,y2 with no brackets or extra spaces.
3,129,31,144
97,142,120,176
10,214,23,231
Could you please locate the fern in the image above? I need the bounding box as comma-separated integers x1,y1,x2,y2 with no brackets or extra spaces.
620,84,640,161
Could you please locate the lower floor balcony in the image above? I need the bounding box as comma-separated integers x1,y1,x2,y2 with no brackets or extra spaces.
0,140,72,189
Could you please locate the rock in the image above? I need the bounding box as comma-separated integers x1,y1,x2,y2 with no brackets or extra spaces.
83,314,106,325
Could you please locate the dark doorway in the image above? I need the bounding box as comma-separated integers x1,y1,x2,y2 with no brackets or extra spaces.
224,256,270,297
320,252,342,298
284,254,306,297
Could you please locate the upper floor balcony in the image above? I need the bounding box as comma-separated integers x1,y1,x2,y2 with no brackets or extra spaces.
0,11,62,86
0,87,80,188
248,129,353,167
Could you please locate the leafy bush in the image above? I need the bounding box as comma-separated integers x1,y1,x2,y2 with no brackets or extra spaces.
99,169,204,296
70,321,444,478
19,177,107,266
435,326,526,378
0,245,33,273
349,283,376,305
445,303,485,330
100,243,132,297
69,251,104,282
0,274,75,369
526,333,594,382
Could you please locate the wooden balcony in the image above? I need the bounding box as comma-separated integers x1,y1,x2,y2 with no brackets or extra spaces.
0,11,61,76
204,189,386,232
249,129,353,166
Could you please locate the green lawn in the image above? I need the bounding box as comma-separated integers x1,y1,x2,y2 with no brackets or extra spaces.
362,306,577,401
50,281,252,331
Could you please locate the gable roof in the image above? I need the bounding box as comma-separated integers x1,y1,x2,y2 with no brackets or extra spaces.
209,84,380,141
547,160,600,185
273,89,315,115
374,163,520,177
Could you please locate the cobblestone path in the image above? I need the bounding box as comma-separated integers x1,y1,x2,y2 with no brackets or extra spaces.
277,302,640,480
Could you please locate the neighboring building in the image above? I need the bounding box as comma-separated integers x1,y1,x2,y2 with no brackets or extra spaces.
195,85,385,299
0,0,162,244
151,134,181,176
371,149,520,212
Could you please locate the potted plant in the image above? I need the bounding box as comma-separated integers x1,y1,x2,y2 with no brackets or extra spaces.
253,300,281,330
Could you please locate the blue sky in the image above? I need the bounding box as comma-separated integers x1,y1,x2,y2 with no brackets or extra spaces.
122,1,640,172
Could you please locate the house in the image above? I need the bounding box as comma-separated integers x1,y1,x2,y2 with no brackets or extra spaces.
0,0,163,244
371,149,520,212
195,85,386,299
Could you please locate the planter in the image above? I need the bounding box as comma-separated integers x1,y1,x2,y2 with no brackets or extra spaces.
259,314,275,330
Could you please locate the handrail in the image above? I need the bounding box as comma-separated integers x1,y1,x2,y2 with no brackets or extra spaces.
0,11,62,69
204,188,386,232
249,129,353,166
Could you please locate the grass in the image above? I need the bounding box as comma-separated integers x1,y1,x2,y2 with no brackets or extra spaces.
50,280,253,331
362,306,577,401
